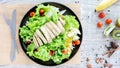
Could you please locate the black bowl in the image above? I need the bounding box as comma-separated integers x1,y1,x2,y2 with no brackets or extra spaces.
19,2,83,66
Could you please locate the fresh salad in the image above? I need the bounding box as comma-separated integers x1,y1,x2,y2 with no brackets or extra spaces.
19,4,81,64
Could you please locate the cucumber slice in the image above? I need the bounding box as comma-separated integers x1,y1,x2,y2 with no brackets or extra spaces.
104,24,115,37
112,30,120,40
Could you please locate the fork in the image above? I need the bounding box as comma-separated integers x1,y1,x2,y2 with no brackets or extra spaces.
3,9,19,62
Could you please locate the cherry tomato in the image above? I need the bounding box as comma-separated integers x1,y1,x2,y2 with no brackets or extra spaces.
105,18,112,24
97,22,103,28
98,12,105,18
30,12,35,17
74,40,81,45
62,49,69,54
40,9,44,16
40,9,44,14
49,50,55,55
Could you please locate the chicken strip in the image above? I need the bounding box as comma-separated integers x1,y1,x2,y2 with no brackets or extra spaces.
44,24,55,39
34,33,43,46
36,29,48,44
59,17,65,26
56,21,65,33
33,35,39,48
46,22,59,36
49,21,61,34
40,25,52,43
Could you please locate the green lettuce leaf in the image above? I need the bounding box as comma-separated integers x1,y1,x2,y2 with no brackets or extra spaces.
27,43,35,56
19,26,33,42
64,15,79,31
33,46,51,61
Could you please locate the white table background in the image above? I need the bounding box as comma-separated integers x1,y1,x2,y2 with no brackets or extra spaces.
1,0,120,68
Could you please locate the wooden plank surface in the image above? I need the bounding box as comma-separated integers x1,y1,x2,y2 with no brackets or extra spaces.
0,4,81,65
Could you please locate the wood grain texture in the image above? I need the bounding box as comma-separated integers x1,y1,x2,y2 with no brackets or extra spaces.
0,4,81,65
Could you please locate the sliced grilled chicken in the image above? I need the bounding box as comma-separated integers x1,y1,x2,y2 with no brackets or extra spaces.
44,24,55,39
46,22,58,36
40,25,52,43
56,21,65,33
49,21,61,34
33,35,39,48
33,18,66,46
36,29,47,44
59,17,65,26
34,33,43,46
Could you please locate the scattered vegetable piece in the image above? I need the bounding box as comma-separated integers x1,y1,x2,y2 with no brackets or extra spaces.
104,24,115,37
98,12,105,18
104,60,113,68
86,58,90,62
105,18,112,24
109,64,113,68
87,64,92,68
112,30,120,40
95,57,104,64
104,63,110,67
97,22,103,28
116,17,120,28
103,41,119,57
96,58,99,64
30,12,35,17
110,41,119,49
99,58,104,63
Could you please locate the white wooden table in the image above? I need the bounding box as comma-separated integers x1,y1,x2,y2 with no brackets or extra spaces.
0,0,120,68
